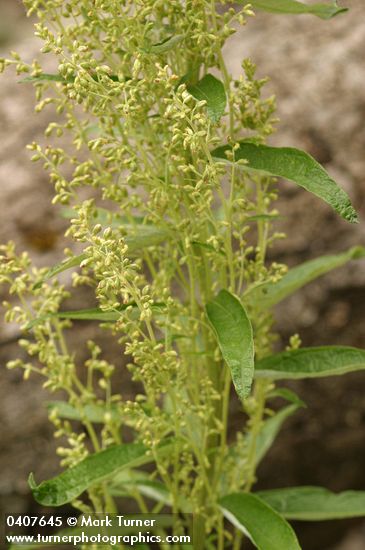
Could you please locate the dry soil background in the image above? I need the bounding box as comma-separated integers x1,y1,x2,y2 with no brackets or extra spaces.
0,1,364,549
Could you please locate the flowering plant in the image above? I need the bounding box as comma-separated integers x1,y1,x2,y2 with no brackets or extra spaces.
1,1,365,548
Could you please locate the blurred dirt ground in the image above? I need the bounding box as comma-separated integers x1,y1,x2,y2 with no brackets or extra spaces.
0,1,364,549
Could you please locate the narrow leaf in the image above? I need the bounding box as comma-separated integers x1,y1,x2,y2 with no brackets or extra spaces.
112,473,191,512
25,303,165,330
33,221,168,289
191,240,217,253
119,479,173,507
220,493,301,550
125,225,168,251
257,487,365,520
25,307,123,330
268,387,306,408
20,72,122,84
244,246,365,311
255,404,300,465
109,470,172,506
149,34,184,54
247,0,348,19
212,142,358,223
47,401,120,424
206,290,254,399
255,346,365,380
20,73,70,83
132,481,172,506
33,253,86,290
85,212,168,250
29,443,149,506
188,74,227,123
223,403,300,495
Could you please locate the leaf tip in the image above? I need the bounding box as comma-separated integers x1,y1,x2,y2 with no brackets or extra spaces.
350,246,365,259
28,472,37,490
347,210,359,224
32,281,43,291
339,203,359,224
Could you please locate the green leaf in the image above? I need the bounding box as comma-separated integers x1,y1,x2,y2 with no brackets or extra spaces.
268,387,306,408
124,224,168,251
47,401,120,423
82,211,168,251
112,472,191,512
114,477,173,506
62,206,144,228
243,246,365,311
20,73,70,83
220,493,301,550
191,240,217,253
25,303,165,330
247,0,348,19
20,72,122,84
135,480,174,506
255,346,365,380
33,253,86,290
212,142,358,223
257,487,365,520
25,307,124,330
206,290,254,399
148,34,184,53
255,404,301,465
188,74,227,123
33,219,168,289
223,404,300,494
29,443,150,506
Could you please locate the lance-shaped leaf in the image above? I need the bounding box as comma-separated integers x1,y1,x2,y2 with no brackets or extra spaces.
257,487,365,521
33,222,169,289
25,303,165,330
123,480,173,506
246,0,348,19
124,224,168,251
255,346,365,380
243,246,365,311
225,403,303,484
206,290,254,399
21,72,122,84
20,73,71,83
188,74,227,123
47,401,120,424
148,34,184,54
212,142,358,223
268,387,306,408
223,403,300,495
111,472,175,506
25,307,124,330
254,404,301,465
112,473,192,512
220,493,301,550
28,443,150,506
33,253,86,290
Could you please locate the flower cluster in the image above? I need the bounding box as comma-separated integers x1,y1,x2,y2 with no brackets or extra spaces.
1,0,287,531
